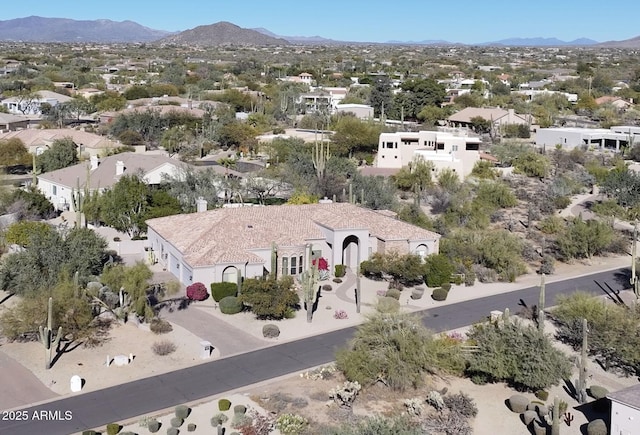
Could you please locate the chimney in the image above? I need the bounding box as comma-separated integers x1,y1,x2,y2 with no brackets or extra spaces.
90,155,99,170
115,160,125,176
196,197,208,212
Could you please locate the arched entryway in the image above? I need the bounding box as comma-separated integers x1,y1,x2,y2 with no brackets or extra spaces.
342,235,360,270
222,266,238,283
415,244,429,261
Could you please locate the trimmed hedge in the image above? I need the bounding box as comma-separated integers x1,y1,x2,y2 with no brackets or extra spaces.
334,264,346,278
233,404,247,415
586,419,607,435
376,296,400,313
431,288,448,301
106,423,121,435
148,419,161,433
218,398,232,411
211,282,238,302
175,405,190,419
588,385,609,400
262,324,280,338
386,288,401,300
219,296,243,314
170,417,184,428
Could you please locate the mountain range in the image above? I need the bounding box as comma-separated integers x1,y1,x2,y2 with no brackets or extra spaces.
0,16,639,48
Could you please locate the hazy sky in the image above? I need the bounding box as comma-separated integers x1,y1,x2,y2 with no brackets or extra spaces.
2,0,638,44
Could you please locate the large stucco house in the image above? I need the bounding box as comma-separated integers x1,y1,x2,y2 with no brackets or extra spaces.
146,202,441,286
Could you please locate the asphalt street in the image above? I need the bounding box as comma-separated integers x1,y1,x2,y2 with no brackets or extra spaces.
0,267,628,434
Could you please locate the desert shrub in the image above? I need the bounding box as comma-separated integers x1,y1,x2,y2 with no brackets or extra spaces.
556,217,616,260
82,431,97,435
551,292,640,376
150,318,173,334
360,257,383,279
507,394,529,413
465,320,571,391
187,423,196,432
431,288,448,301
336,312,463,391
411,287,424,300
334,264,346,277
329,415,422,435
376,296,400,313
322,284,332,291
535,390,549,401
219,296,243,314
275,413,308,435
234,404,247,415
231,414,252,428
186,282,209,301
441,282,451,291
538,215,565,234
106,423,121,435
148,419,161,432
588,385,609,400
218,398,232,411
473,265,498,283
170,417,183,428
166,428,178,435
539,255,555,274
239,276,299,320
152,340,177,356
211,413,229,425
210,282,237,302
175,405,190,419
385,288,401,300
262,324,280,338
443,392,478,417
586,419,607,435
424,254,455,287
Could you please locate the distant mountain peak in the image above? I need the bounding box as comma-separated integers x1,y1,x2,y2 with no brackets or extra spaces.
160,21,289,46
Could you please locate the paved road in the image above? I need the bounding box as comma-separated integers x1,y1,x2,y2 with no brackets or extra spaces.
0,267,628,435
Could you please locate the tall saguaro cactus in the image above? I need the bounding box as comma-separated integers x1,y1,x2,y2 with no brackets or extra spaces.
301,244,319,323
39,297,62,370
71,176,84,228
538,273,546,333
631,221,639,301
577,318,589,404
312,141,331,181
270,242,278,280
551,396,560,435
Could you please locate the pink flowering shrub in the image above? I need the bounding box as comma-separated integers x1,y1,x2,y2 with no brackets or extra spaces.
334,309,348,319
186,282,209,301
312,257,329,271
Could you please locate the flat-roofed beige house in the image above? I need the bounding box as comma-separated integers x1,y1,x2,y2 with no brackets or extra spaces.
447,107,534,131
146,203,440,286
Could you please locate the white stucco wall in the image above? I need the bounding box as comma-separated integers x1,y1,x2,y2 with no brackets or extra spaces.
37,179,73,211
610,400,640,435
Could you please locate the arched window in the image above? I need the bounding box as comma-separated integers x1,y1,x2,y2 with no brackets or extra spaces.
415,244,429,260
222,266,238,283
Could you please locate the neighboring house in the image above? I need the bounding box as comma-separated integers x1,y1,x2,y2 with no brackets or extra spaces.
595,96,634,111
37,152,188,211
535,127,631,151
1,90,73,115
447,107,534,132
0,128,125,157
298,87,348,114
335,103,374,119
375,129,489,179
0,112,30,132
512,89,578,103
146,202,441,286
608,383,640,435
280,72,314,86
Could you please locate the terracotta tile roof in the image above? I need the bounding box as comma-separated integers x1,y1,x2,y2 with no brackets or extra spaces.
0,129,119,150
147,203,440,267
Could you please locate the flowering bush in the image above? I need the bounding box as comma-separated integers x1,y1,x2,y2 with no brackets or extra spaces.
334,309,348,319
275,413,308,435
312,257,329,271
186,282,209,301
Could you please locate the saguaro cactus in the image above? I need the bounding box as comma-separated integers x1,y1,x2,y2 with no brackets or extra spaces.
71,176,84,228
551,396,560,435
39,297,62,370
302,244,319,323
270,242,278,280
631,221,639,301
236,269,243,296
538,273,546,333
577,318,589,404
312,141,331,181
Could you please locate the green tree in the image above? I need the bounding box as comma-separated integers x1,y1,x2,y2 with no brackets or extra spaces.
4,221,53,247
466,320,572,391
99,175,149,238
601,167,640,208
239,276,299,320
36,137,78,173
160,167,221,212
475,181,518,209
0,138,31,167
423,254,454,287
336,312,464,391
470,160,498,179
100,262,154,320
513,150,550,178
9,187,56,219
330,116,382,157
556,216,617,260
